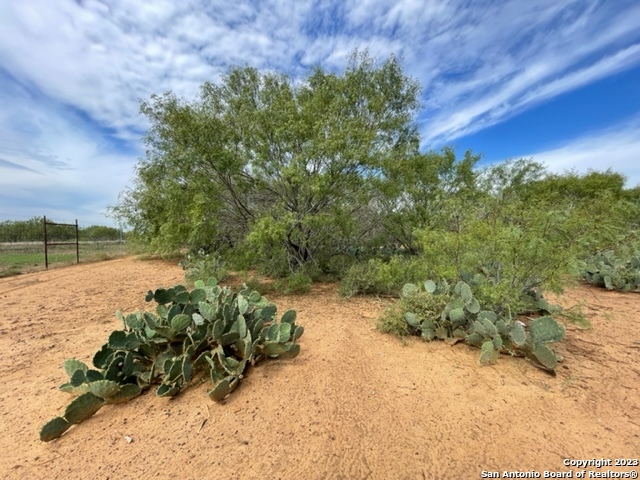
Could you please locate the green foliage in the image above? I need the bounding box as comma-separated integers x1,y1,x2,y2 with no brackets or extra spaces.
179,249,228,284
582,248,640,292
110,50,422,270
383,278,565,372
414,160,636,312
232,52,420,272
273,271,312,295
339,256,430,297
79,225,123,242
376,147,482,254
0,217,123,243
40,279,303,441
377,287,450,337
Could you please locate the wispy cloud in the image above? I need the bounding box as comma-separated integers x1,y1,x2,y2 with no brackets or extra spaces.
0,158,41,174
527,117,640,188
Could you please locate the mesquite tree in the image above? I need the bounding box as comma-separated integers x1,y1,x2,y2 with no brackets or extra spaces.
112,51,422,272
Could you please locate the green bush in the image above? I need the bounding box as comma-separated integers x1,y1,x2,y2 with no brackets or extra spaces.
378,287,451,337
179,249,228,283
339,256,429,297
274,271,313,295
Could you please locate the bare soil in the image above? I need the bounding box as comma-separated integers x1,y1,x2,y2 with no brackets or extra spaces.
0,257,638,479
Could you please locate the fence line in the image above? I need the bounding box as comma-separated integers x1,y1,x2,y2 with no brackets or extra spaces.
44,216,79,269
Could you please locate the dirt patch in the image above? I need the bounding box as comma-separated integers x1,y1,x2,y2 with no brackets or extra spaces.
0,257,638,479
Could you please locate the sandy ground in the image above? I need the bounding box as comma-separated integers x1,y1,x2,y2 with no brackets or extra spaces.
0,257,638,479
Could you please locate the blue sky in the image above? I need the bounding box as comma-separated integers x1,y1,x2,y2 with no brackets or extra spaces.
1,0,639,227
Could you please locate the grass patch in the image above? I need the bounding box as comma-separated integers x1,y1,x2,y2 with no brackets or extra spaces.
0,242,127,274
377,290,451,337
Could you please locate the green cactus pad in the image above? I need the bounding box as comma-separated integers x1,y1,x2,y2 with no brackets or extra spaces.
448,308,466,323
251,319,265,339
529,316,565,343
248,291,261,302
478,341,499,365
421,319,436,331
190,288,207,304
59,382,90,395
453,328,467,339
279,343,301,359
106,384,141,404
292,325,304,341
237,294,249,315
143,312,158,329
482,319,497,337
156,383,180,397
198,302,215,321
170,313,191,332
404,312,420,327
92,344,113,369
281,310,297,324
465,333,483,347
509,323,527,346
532,343,558,371
435,327,448,339
88,380,120,399
458,282,473,304
260,304,277,320
167,359,184,383
153,288,175,304
423,280,436,293
421,328,436,341
263,342,289,356
167,303,182,321
40,417,71,442
64,393,105,425
85,370,103,382
104,354,126,382
219,331,240,346
64,359,88,378
208,379,231,402
465,298,481,314
279,323,292,340
235,315,248,338
472,320,486,336
477,310,497,322
69,369,87,387
401,283,418,297
182,360,193,383
125,313,144,330
212,319,225,339
108,331,141,350
266,323,279,340
495,319,508,336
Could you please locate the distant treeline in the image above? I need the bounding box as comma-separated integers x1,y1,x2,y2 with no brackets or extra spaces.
0,217,124,242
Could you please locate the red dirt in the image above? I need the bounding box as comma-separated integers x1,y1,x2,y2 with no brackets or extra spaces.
0,257,638,479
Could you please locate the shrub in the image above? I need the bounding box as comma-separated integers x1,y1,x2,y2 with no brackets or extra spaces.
339,256,429,297
179,249,227,283
274,271,313,295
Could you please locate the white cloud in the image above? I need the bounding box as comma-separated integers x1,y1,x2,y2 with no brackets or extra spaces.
526,118,640,188
0,0,640,224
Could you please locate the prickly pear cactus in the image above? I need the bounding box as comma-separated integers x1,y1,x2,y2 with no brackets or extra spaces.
399,277,565,372
40,278,303,441
582,250,640,292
